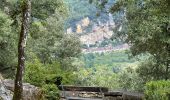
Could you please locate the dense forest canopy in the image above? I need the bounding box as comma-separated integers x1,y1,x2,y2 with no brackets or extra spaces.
0,0,169,100
0,0,81,99
110,0,170,80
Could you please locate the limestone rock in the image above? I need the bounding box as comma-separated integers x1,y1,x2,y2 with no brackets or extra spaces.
0,75,44,100
2,79,44,100
0,75,13,100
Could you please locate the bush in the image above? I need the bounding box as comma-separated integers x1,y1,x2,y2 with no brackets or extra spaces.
145,80,170,100
24,59,46,87
118,67,144,92
24,57,77,100
42,84,60,100
136,57,168,82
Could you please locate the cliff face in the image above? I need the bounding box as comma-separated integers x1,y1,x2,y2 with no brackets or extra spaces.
64,0,125,52
66,16,128,53
0,74,44,100
66,16,116,45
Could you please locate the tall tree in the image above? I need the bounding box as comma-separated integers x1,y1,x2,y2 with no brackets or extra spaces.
13,0,31,99
110,0,170,80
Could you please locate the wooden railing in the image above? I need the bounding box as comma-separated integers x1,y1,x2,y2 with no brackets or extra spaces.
58,85,108,100
58,85,144,100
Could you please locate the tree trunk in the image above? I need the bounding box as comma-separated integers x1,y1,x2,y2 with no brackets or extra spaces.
13,0,31,100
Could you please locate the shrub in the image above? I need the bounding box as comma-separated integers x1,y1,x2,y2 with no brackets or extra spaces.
24,58,77,100
42,84,60,100
118,67,145,92
24,59,46,87
145,80,170,100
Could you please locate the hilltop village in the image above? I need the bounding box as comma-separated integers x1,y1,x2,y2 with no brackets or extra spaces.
65,14,127,53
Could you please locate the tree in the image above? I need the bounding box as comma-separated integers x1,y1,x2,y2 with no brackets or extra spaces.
0,1,81,99
13,0,31,99
136,56,170,81
118,67,144,91
26,11,81,69
0,10,17,77
12,0,77,99
110,0,170,80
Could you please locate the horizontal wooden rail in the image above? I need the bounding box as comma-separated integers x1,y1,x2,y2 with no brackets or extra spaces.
58,85,108,92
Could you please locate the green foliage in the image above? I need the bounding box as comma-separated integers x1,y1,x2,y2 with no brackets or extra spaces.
81,51,135,68
0,10,17,78
64,0,96,23
0,0,74,77
118,67,144,92
24,58,46,87
55,34,81,59
145,80,170,100
112,0,170,56
75,65,119,89
3,0,68,21
24,55,77,99
111,0,170,79
24,58,77,86
136,56,169,82
0,0,80,99
32,0,67,20
27,11,81,64
75,50,143,90
42,84,60,100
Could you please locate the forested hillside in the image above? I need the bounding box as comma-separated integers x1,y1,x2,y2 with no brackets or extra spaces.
64,0,124,49
0,0,169,100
